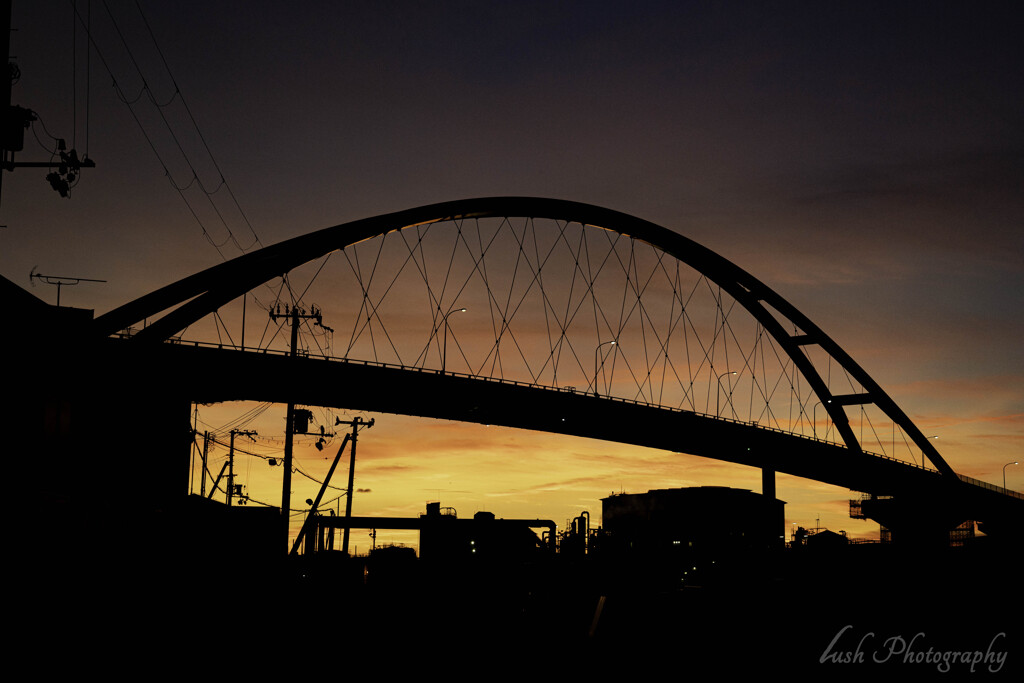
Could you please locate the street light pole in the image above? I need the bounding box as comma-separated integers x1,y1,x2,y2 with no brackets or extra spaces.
921,435,940,469
442,307,466,373
812,399,833,440
1004,461,1018,490
594,340,617,396
716,371,736,417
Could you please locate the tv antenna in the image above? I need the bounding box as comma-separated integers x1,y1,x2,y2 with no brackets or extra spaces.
30,267,106,306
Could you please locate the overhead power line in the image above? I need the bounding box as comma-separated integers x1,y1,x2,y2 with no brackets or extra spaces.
68,0,262,261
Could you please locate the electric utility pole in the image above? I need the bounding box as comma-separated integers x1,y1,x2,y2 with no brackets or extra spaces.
2,0,96,206
227,429,256,507
337,416,374,556
199,431,210,497
270,303,330,552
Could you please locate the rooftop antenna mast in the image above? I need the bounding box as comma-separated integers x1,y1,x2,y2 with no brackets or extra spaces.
29,267,105,306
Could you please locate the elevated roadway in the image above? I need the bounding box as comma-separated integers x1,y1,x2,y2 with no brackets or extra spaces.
107,337,1024,537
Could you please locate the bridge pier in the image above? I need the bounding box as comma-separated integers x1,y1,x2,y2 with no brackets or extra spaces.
762,466,775,501
856,494,970,547
762,466,784,548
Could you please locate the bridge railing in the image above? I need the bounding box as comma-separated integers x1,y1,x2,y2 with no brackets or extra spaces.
155,337,946,472
956,474,1024,499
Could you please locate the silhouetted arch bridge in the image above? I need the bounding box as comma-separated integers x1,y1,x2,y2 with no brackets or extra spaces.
86,197,1022,540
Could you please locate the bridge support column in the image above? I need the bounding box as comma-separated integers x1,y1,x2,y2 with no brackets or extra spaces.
859,495,968,547
762,466,775,501
762,467,783,548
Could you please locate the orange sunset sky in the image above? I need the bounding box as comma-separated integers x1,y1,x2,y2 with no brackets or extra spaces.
3,1,1021,552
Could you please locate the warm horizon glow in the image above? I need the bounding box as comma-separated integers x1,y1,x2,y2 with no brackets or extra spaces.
190,400,909,554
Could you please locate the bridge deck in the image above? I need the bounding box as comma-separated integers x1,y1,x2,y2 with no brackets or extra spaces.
116,338,967,498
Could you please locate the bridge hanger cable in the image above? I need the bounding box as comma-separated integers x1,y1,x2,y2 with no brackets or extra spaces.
256,278,289,350
255,214,929,461
515,217,581,383
662,262,698,408
471,217,532,382
112,201,953,476
606,230,669,402
450,218,523,376
497,219,613,390
531,219,555,383
526,218,584,384
212,310,236,348
528,218,615,388
411,221,459,368
554,225,598,388
400,221,472,369
429,220,470,369
346,228,417,363
532,220,579,385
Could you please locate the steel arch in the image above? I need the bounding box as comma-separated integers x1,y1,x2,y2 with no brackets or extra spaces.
93,197,954,477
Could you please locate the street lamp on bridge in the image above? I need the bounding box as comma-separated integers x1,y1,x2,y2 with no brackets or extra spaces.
919,435,940,468
812,399,832,440
716,371,736,417
442,306,466,373
1004,461,1019,490
594,340,617,397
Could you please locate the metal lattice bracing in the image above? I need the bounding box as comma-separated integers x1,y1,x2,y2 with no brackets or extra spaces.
93,197,954,477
